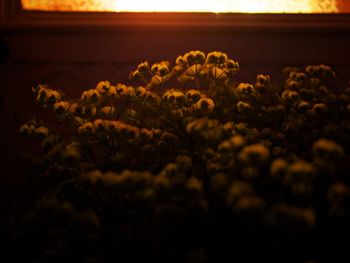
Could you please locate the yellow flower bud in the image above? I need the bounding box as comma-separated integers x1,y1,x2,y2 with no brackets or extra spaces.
96,80,111,95
53,101,69,115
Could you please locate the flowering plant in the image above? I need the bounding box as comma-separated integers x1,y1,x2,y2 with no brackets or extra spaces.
15,51,350,262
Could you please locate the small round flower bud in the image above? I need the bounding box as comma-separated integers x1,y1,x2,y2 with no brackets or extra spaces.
186,89,202,104
130,70,142,80
164,163,179,178
236,83,256,99
127,86,136,98
96,80,111,95
136,86,147,98
35,87,48,104
227,181,254,205
145,92,161,107
306,64,335,79
53,101,69,115
69,103,82,115
312,139,344,161
158,64,169,76
285,80,301,91
238,144,270,165
270,158,288,177
285,161,316,184
234,122,248,134
218,52,228,64
237,101,252,114
195,98,215,113
81,89,100,103
35,126,49,140
230,135,246,151
108,85,117,97
281,90,299,102
151,63,160,74
154,174,171,193
174,91,186,107
183,51,196,65
312,103,328,114
78,122,94,135
194,50,205,64
46,90,61,105
227,59,239,70
137,61,149,73
116,84,129,97
186,177,203,195
296,100,311,113
289,72,306,82
207,51,219,64
255,74,270,91
93,119,106,132
82,105,97,118
19,124,35,137
176,55,184,65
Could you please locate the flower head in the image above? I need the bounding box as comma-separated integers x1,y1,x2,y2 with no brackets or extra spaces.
313,139,344,161
238,144,270,165
137,61,149,73
195,98,215,114
81,89,100,103
35,126,49,140
53,101,69,115
96,80,111,95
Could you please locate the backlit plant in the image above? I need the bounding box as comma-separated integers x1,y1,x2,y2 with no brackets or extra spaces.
14,51,350,262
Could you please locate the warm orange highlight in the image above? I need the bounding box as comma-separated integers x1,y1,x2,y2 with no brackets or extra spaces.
21,0,339,13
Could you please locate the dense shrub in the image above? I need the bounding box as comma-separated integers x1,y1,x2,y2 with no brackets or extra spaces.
10,51,350,262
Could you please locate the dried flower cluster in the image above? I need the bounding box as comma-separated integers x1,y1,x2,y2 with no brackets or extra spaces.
11,51,350,262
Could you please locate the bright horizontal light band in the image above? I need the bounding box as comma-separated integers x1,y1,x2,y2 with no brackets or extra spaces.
22,0,339,13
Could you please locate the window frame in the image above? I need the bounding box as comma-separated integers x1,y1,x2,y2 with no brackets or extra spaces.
1,0,350,34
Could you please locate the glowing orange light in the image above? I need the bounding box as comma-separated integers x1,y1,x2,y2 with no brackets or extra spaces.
21,0,339,13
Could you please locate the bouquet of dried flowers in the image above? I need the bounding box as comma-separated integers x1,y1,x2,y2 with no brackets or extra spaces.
12,51,350,262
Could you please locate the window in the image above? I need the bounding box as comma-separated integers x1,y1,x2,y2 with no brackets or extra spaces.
1,0,349,33
21,0,350,13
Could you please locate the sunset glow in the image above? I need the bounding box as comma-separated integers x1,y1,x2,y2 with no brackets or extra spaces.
21,0,339,13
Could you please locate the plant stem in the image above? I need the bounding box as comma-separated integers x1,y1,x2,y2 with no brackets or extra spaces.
66,115,100,169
